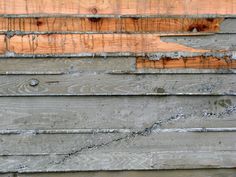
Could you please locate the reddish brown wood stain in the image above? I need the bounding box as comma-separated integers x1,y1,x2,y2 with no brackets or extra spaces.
0,18,223,33
0,35,5,54
136,57,236,69
0,0,236,16
6,34,208,54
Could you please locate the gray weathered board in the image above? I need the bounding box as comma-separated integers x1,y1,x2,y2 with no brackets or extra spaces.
14,169,236,177
0,74,234,96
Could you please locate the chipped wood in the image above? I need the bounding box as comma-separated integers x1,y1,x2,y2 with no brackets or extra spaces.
136,56,236,69
4,34,209,55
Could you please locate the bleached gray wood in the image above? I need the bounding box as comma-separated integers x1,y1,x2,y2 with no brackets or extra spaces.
0,74,234,96
0,96,235,130
0,151,235,173
0,57,135,75
0,131,235,155
220,19,236,33
161,34,236,51
17,169,236,177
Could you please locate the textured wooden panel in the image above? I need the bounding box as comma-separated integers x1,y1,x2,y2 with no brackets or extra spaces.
136,56,236,69
16,170,236,177
1,131,236,155
0,96,235,130
0,74,234,96
0,17,223,33
5,34,208,55
0,57,135,75
161,34,236,51
0,0,236,17
0,151,236,172
0,35,5,53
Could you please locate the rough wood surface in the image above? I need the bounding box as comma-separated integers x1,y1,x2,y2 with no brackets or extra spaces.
4,34,209,55
0,96,234,130
1,57,235,75
0,35,5,53
136,56,236,69
0,57,135,75
0,151,236,172
0,17,223,33
0,0,236,17
0,131,235,155
161,34,236,51
0,74,234,96
16,170,236,177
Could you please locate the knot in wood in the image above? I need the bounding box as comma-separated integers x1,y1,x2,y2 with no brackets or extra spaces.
29,79,39,87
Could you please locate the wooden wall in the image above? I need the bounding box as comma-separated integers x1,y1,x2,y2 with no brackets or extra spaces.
0,0,236,176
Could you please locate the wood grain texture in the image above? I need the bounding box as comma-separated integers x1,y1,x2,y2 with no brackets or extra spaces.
0,35,5,53
0,132,235,155
5,34,208,55
16,170,236,177
0,57,135,75
0,57,235,75
0,0,236,17
0,17,223,33
0,151,236,172
161,34,236,51
0,96,235,130
0,74,234,96
136,56,236,69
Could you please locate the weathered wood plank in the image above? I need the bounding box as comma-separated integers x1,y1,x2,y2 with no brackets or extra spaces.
4,34,209,55
0,57,135,75
0,35,5,53
0,74,235,96
0,96,235,130
0,132,235,155
0,17,223,33
161,34,236,51
0,0,236,17
16,169,236,177
0,151,236,172
220,18,236,33
136,56,236,69
1,57,235,75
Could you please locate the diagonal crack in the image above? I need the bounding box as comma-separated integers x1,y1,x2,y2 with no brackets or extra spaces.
52,114,183,165
51,104,235,165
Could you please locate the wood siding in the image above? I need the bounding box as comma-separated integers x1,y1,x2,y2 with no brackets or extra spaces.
0,0,235,175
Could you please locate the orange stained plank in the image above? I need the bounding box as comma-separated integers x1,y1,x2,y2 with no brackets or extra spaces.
0,0,236,16
0,35,5,54
6,34,209,55
136,56,236,69
0,17,223,33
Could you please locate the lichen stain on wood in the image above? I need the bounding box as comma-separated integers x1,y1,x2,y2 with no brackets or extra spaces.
0,18,223,33
136,56,236,69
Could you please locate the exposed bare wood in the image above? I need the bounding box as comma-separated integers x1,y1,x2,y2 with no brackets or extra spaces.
5,34,209,55
136,56,236,69
0,0,236,17
0,35,5,53
0,17,223,33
